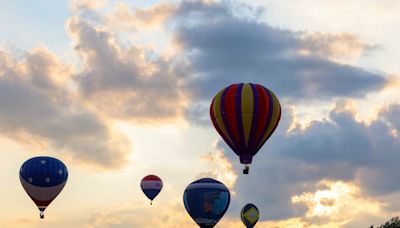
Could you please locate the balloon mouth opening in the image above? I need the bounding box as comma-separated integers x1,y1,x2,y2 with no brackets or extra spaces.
239,155,252,164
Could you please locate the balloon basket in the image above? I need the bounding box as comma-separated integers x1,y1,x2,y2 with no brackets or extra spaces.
243,165,249,174
40,212,44,219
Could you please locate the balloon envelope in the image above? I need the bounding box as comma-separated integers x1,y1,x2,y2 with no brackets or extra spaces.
183,178,230,228
19,156,68,218
141,175,163,203
241,203,259,228
210,83,281,173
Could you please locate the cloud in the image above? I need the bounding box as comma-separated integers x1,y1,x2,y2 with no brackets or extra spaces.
172,0,387,104
70,0,107,11
292,180,383,221
197,140,238,190
299,32,376,63
105,2,175,31
216,101,400,225
0,47,131,169
66,16,188,122
87,199,194,228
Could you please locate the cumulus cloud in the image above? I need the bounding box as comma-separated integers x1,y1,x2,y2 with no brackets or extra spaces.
172,1,387,103
292,180,383,222
105,2,175,31
299,33,376,63
0,48,131,168
87,199,194,228
218,101,400,226
197,140,238,190
70,0,107,11
66,16,188,122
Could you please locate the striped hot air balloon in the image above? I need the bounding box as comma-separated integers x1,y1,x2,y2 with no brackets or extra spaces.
19,156,68,219
140,175,163,205
210,83,281,174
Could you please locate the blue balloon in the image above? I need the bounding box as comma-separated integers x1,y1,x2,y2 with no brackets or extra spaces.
183,178,230,228
19,156,68,219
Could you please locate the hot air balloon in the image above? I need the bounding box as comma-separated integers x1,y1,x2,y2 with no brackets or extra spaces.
183,178,230,228
210,83,281,174
19,156,68,219
241,203,259,228
141,175,163,205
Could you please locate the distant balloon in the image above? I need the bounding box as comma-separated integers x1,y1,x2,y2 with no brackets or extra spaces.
210,83,281,174
19,156,68,219
141,175,163,205
241,203,259,228
183,178,230,228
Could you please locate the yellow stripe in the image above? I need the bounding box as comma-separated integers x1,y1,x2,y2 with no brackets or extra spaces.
258,90,281,149
213,89,234,146
241,83,253,147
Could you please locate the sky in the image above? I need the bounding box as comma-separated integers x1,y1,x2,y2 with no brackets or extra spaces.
1,0,400,227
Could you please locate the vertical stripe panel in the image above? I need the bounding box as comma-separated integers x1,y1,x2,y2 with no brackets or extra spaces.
221,85,241,152
247,83,259,153
235,83,245,152
211,90,235,147
241,83,254,147
251,86,270,151
256,90,281,151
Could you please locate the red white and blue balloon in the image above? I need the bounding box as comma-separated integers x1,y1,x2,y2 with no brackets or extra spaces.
140,175,163,205
19,156,68,219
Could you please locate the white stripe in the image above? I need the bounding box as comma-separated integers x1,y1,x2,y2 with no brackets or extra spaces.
186,182,227,190
19,175,67,201
141,180,163,189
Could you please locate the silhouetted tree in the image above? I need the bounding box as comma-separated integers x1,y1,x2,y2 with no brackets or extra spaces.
370,217,400,228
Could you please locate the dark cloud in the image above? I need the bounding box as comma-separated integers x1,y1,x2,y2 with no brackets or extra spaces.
0,49,131,168
216,103,400,221
172,1,386,103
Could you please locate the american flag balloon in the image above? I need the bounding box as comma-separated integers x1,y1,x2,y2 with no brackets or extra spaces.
19,156,68,219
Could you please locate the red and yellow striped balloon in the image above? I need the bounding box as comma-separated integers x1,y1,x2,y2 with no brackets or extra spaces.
210,83,281,174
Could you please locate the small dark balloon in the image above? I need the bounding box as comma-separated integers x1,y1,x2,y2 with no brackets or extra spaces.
241,203,260,228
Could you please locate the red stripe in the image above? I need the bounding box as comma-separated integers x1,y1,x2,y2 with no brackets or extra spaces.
222,85,241,152
255,99,281,152
28,193,55,207
210,97,236,151
142,175,161,181
251,85,270,151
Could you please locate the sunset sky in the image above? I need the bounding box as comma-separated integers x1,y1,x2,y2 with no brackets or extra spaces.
1,0,400,227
